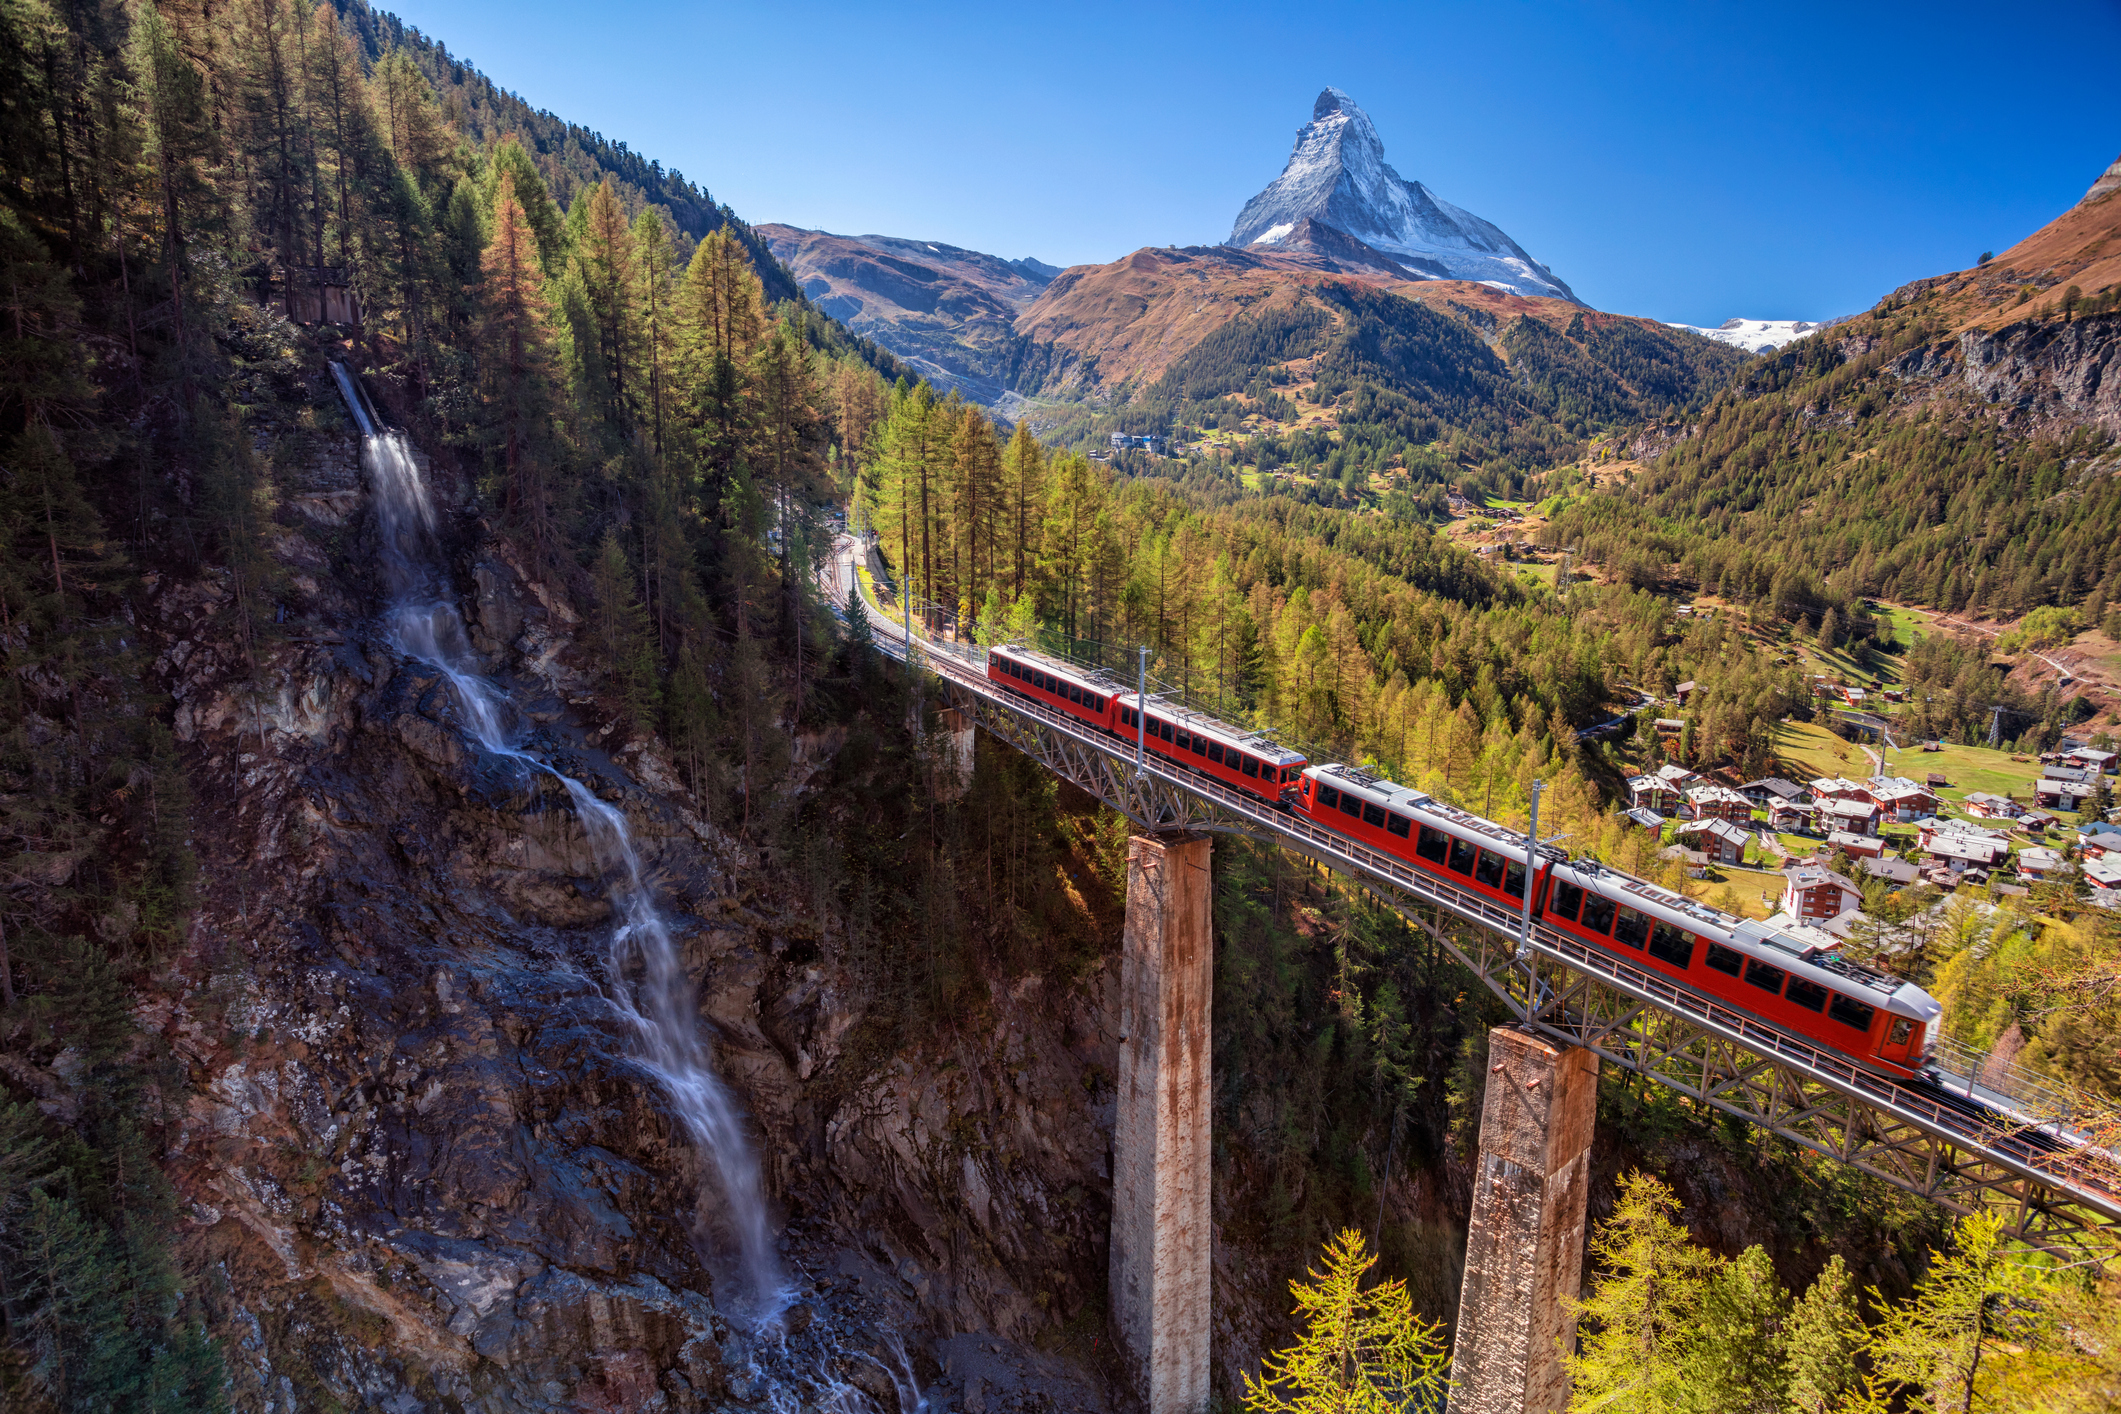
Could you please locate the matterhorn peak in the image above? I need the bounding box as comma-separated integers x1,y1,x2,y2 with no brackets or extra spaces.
1228,88,1578,303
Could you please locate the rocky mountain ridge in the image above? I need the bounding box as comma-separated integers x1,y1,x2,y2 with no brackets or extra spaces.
1227,88,1578,302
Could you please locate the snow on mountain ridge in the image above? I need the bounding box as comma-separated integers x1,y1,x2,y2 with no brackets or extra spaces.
1228,87,1578,302
1665,317,1829,354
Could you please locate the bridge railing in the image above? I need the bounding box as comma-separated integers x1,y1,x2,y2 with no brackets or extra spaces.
843,557,2121,1217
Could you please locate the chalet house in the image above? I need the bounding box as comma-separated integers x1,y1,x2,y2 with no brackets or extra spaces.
1841,686,1868,707
1674,680,1697,706
2036,777,2094,811
1782,865,1864,924
1809,776,1871,802
1819,797,1882,837
1739,778,1807,807
1826,830,1886,860
2076,821,2121,857
1768,798,1818,833
2016,846,2069,882
2063,747,2119,775
1963,792,2022,821
1925,833,2009,873
1676,819,1750,865
1655,762,1703,790
1860,855,1922,886
1660,845,1710,879
1684,784,1754,823
1652,718,1687,746
1863,776,1938,820
2083,856,2121,891
1622,806,1666,830
1626,774,1682,815
1919,816,2010,853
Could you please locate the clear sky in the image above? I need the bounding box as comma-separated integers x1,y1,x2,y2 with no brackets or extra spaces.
381,0,2120,325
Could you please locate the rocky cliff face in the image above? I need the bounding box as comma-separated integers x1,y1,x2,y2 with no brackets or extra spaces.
121,380,1125,1413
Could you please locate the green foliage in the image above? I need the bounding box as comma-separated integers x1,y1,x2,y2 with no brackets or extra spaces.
1241,1228,1451,1413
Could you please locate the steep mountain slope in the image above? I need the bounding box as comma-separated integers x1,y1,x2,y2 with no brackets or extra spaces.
1228,88,1577,302
329,0,799,302
1544,154,2121,623
758,225,1057,401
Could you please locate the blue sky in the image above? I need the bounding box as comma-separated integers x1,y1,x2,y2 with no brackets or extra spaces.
384,0,2120,325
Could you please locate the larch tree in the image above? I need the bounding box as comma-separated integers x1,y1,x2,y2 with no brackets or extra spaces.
574,177,637,437
1241,1227,1450,1413
674,226,763,515
479,171,557,563
1566,1172,1721,1414
1002,419,1044,598
1783,1254,1864,1414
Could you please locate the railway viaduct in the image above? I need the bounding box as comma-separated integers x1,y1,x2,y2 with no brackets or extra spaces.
832,540,2119,1414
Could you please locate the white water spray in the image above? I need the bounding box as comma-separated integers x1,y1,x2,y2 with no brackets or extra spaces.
333,364,785,1315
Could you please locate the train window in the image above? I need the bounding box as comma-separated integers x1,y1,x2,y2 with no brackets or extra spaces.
1338,792,1362,819
1786,978,1828,1013
1318,785,1341,810
1888,1018,1914,1048
1828,995,1875,1032
1449,838,1477,875
1160,721,1174,742
1744,959,1786,994
1416,826,1449,864
1070,685,1084,705
1503,859,1526,899
1175,730,1191,750
1208,742,1225,764
1474,850,1506,888
1549,880,1584,921
1386,812,1410,838
1242,757,1260,778
1360,802,1383,827
1647,923,1694,969
1580,894,1617,933
1613,907,1649,948
1091,695,1104,712
1705,942,1742,977
1193,737,1210,758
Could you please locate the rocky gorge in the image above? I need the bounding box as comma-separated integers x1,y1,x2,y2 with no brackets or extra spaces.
108,367,1126,1412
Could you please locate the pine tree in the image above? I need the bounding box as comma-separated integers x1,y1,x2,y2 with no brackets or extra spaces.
674,226,763,515
574,177,637,438
1683,1244,1790,1413
632,207,675,457
1241,1228,1450,1413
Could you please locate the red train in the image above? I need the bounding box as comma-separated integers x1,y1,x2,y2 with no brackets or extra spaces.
982,643,1939,1079
985,645,1308,805
1291,764,1939,1078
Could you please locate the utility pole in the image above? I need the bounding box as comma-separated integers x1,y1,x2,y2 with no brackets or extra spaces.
1136,646,1149,781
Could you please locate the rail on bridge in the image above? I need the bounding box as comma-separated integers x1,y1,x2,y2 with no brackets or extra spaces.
833,541,2121,1248
835,539,2116,1410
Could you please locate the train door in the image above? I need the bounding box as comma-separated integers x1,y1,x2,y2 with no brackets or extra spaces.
1874,1014,1926,1072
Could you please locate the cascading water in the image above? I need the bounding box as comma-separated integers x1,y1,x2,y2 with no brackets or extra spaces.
331,364,784,1316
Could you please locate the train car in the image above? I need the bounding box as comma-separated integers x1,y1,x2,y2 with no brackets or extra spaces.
1114,695,1306,804
986,645,1122,734
1536,859,1939,1077
1294,764,1542,913
1291,762,1940,1079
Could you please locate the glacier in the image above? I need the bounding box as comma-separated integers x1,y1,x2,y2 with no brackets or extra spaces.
1665,317,1829,353
1228,87,1578,302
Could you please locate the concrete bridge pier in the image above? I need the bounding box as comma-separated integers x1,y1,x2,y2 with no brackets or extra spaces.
1446,1027,1600,1414
1109,832,1213,1414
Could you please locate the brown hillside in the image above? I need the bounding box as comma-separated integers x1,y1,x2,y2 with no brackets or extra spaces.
1884,154,2121,332
1013,243,1694,391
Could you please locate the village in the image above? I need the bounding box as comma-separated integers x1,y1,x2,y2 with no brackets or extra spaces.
1623,728,2121,949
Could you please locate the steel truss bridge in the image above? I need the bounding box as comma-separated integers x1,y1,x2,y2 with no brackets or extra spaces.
833,545,2121,1255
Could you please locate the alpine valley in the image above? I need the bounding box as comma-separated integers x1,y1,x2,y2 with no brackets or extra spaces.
4,0,2121,1408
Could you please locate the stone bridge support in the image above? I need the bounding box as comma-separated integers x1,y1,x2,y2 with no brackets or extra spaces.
1109,832,1213,1414
1446,1027,1600,1414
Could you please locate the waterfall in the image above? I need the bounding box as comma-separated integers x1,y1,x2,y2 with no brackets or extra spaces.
333,365,786,1316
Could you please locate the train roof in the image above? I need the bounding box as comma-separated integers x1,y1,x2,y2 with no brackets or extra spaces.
991,644,1305,765
1306,763,1554,860
1550,855,1935,1020
990,644,1127,694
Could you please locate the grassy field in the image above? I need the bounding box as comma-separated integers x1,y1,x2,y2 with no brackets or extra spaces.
1771,718,2083,839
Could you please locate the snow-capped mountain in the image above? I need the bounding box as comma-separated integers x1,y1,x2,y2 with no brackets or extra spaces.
1665,317,1828,354
1228,88,1577,302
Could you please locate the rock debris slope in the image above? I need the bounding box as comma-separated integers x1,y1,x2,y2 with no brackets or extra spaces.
1228,87,1579,302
